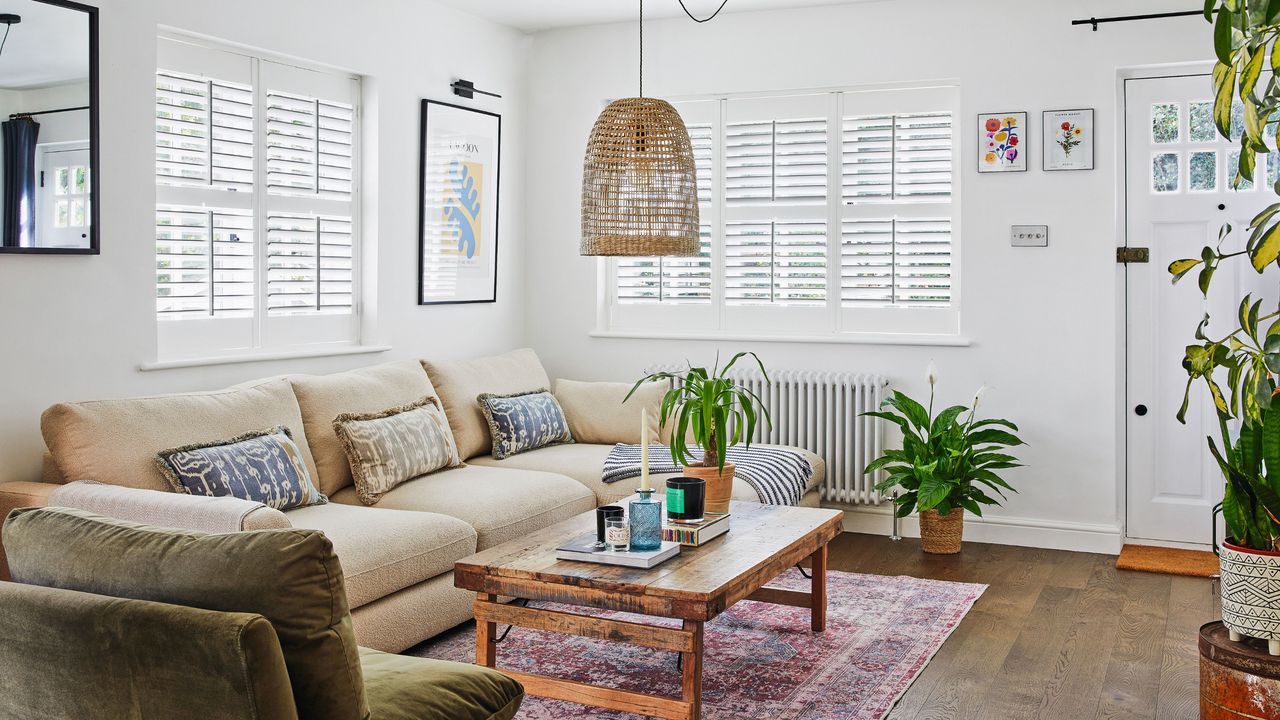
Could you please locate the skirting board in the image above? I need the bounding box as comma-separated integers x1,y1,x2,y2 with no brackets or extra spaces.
831,503,1123,555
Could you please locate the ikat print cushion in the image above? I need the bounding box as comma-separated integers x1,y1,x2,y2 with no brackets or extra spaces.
156,426,327,511
477,388,574,460
332,396,464,505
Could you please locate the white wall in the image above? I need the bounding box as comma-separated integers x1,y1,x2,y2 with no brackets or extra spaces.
0,0,530,484
523,0,1218,552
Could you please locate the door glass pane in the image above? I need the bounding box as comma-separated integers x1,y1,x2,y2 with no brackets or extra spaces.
1190,151,1217,191
55,168,69,195
55,201,69,227
1270,152,1280,188
1189,102,1217,142
1230,101,1245,141
1228,150,1255,190
1153,153,1179,192
71,199,85,227
73,166,87,194
1152,103,1180,144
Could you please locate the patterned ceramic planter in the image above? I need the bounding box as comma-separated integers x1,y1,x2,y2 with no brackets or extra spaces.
1219,541,1280,656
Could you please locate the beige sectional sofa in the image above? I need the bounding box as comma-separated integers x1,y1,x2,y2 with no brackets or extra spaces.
0,348,824,652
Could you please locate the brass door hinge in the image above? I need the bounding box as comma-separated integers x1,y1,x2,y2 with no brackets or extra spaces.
1116,247,1149,264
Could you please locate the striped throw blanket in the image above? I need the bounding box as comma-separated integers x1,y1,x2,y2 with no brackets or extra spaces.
602,443,812,506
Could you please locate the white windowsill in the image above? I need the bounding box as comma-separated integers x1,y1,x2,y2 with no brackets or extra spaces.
140,344,392,371
589,330,972,347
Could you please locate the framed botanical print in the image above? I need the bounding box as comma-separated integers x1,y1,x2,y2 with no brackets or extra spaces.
978,112,1027,172
418,100,501,305
1043,109,1095,171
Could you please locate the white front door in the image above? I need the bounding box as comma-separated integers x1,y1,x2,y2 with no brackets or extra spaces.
34,143,91,249
1124,73,1279,545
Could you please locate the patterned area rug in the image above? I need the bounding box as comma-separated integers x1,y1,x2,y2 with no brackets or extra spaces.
411,570,985,720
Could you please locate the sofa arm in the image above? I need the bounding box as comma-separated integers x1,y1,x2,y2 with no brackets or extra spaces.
0,580,299,720
0,482,61,581
45,481,292,533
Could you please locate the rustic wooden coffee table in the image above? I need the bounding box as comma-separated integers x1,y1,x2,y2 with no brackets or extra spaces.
454,499,843,720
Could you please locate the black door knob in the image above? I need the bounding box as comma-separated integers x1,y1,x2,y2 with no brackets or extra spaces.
1218,203,1227,211
1135,404,1148,416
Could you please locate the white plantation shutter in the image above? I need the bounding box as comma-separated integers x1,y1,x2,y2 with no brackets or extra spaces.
725,220,827,305
841,217,952,306
725,117,827,206
603,86,959,338
154,36,361,360
265,93,354,199
155,206,254,316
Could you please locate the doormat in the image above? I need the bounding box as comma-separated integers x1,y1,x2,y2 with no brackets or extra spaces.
1116,544,1218,578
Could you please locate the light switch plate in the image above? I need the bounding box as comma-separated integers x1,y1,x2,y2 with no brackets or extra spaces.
1011,225,1049,247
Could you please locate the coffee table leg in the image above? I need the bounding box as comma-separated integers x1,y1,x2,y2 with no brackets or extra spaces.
811,544,827,632
476,593,497,667
682,620,704,719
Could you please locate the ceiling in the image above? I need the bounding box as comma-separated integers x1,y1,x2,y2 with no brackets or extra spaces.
435,0,890,33
0,0,89,90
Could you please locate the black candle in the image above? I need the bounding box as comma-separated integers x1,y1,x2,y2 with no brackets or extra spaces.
666,477,706,523
595,505,624,545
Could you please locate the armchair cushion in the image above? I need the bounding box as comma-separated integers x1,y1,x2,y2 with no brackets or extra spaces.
0,581,299,720
359,647,523,720
3,507,367,720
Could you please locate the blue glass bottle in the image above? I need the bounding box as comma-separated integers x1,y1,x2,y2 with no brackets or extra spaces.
628,489,663,551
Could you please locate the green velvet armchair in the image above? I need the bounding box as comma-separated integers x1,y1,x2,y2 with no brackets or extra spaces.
0,507,523,720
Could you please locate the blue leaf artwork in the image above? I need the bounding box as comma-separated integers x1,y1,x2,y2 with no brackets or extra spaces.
444,158,483,260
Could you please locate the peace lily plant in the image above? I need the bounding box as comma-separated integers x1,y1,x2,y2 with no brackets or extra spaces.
1162,1,1280,655
863,363,1025,554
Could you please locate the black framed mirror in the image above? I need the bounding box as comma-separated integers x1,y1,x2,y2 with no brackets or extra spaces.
0,0,98,254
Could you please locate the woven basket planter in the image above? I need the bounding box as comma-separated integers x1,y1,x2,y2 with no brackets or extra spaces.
919,509,964,555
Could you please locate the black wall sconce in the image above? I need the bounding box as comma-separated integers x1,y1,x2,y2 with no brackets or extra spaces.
451,79,501,100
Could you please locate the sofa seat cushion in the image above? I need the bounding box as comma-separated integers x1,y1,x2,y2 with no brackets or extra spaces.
291,359,441,497
41,378,319,493
469,443,826,505
332,465,596,550
286,503,476,609
359,647,523,720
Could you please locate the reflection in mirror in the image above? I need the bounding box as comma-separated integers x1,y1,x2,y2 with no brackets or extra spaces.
0,0,96,253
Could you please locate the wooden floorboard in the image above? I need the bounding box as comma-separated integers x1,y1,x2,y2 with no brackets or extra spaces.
828,532,1212,720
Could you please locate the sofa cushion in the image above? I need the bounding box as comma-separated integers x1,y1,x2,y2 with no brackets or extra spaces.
360,647,523,720
334,397,463,505
286,502,476,609
3,507,367,720
41,378,318,493
423,349,551,460
157,426,327,511
478,389,573,460
554,379,665,445
291,359,440,497
469,443,827,506
332,464,595,550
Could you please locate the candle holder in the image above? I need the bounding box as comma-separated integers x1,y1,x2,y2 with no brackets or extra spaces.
629,489,663,551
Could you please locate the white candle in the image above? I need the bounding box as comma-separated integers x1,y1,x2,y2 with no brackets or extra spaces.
640,407,650,492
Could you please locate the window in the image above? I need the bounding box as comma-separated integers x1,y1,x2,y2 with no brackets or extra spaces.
605,85,960,339
154,36,361,361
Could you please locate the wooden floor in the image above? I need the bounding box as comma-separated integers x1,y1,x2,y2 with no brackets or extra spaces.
827,532,1214,720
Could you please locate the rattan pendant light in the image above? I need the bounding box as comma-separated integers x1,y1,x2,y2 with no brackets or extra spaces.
580,0,700,256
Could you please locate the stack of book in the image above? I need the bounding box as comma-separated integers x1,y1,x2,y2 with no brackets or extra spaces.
663,512,730,547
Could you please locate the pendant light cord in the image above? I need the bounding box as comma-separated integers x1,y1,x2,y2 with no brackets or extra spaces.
678,0,730,22
639,0,644,97
0,23,11,61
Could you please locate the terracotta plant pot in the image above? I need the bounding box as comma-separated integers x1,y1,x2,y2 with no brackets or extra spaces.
919,509,964,554
1219,540,1280,656
681,462,735,515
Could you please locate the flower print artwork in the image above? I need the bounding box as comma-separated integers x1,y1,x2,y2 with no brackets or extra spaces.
978,112,1028,172
1043,109,1094,171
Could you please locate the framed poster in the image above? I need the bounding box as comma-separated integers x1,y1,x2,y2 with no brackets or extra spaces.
418,100,501,305
977,112,1027,172
1043,108,1095,171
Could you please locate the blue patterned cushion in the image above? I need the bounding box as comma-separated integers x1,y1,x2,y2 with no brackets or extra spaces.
477,389,574,460
156,426,327,510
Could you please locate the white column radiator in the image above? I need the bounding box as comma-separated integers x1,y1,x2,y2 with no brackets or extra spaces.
647,365,890,505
